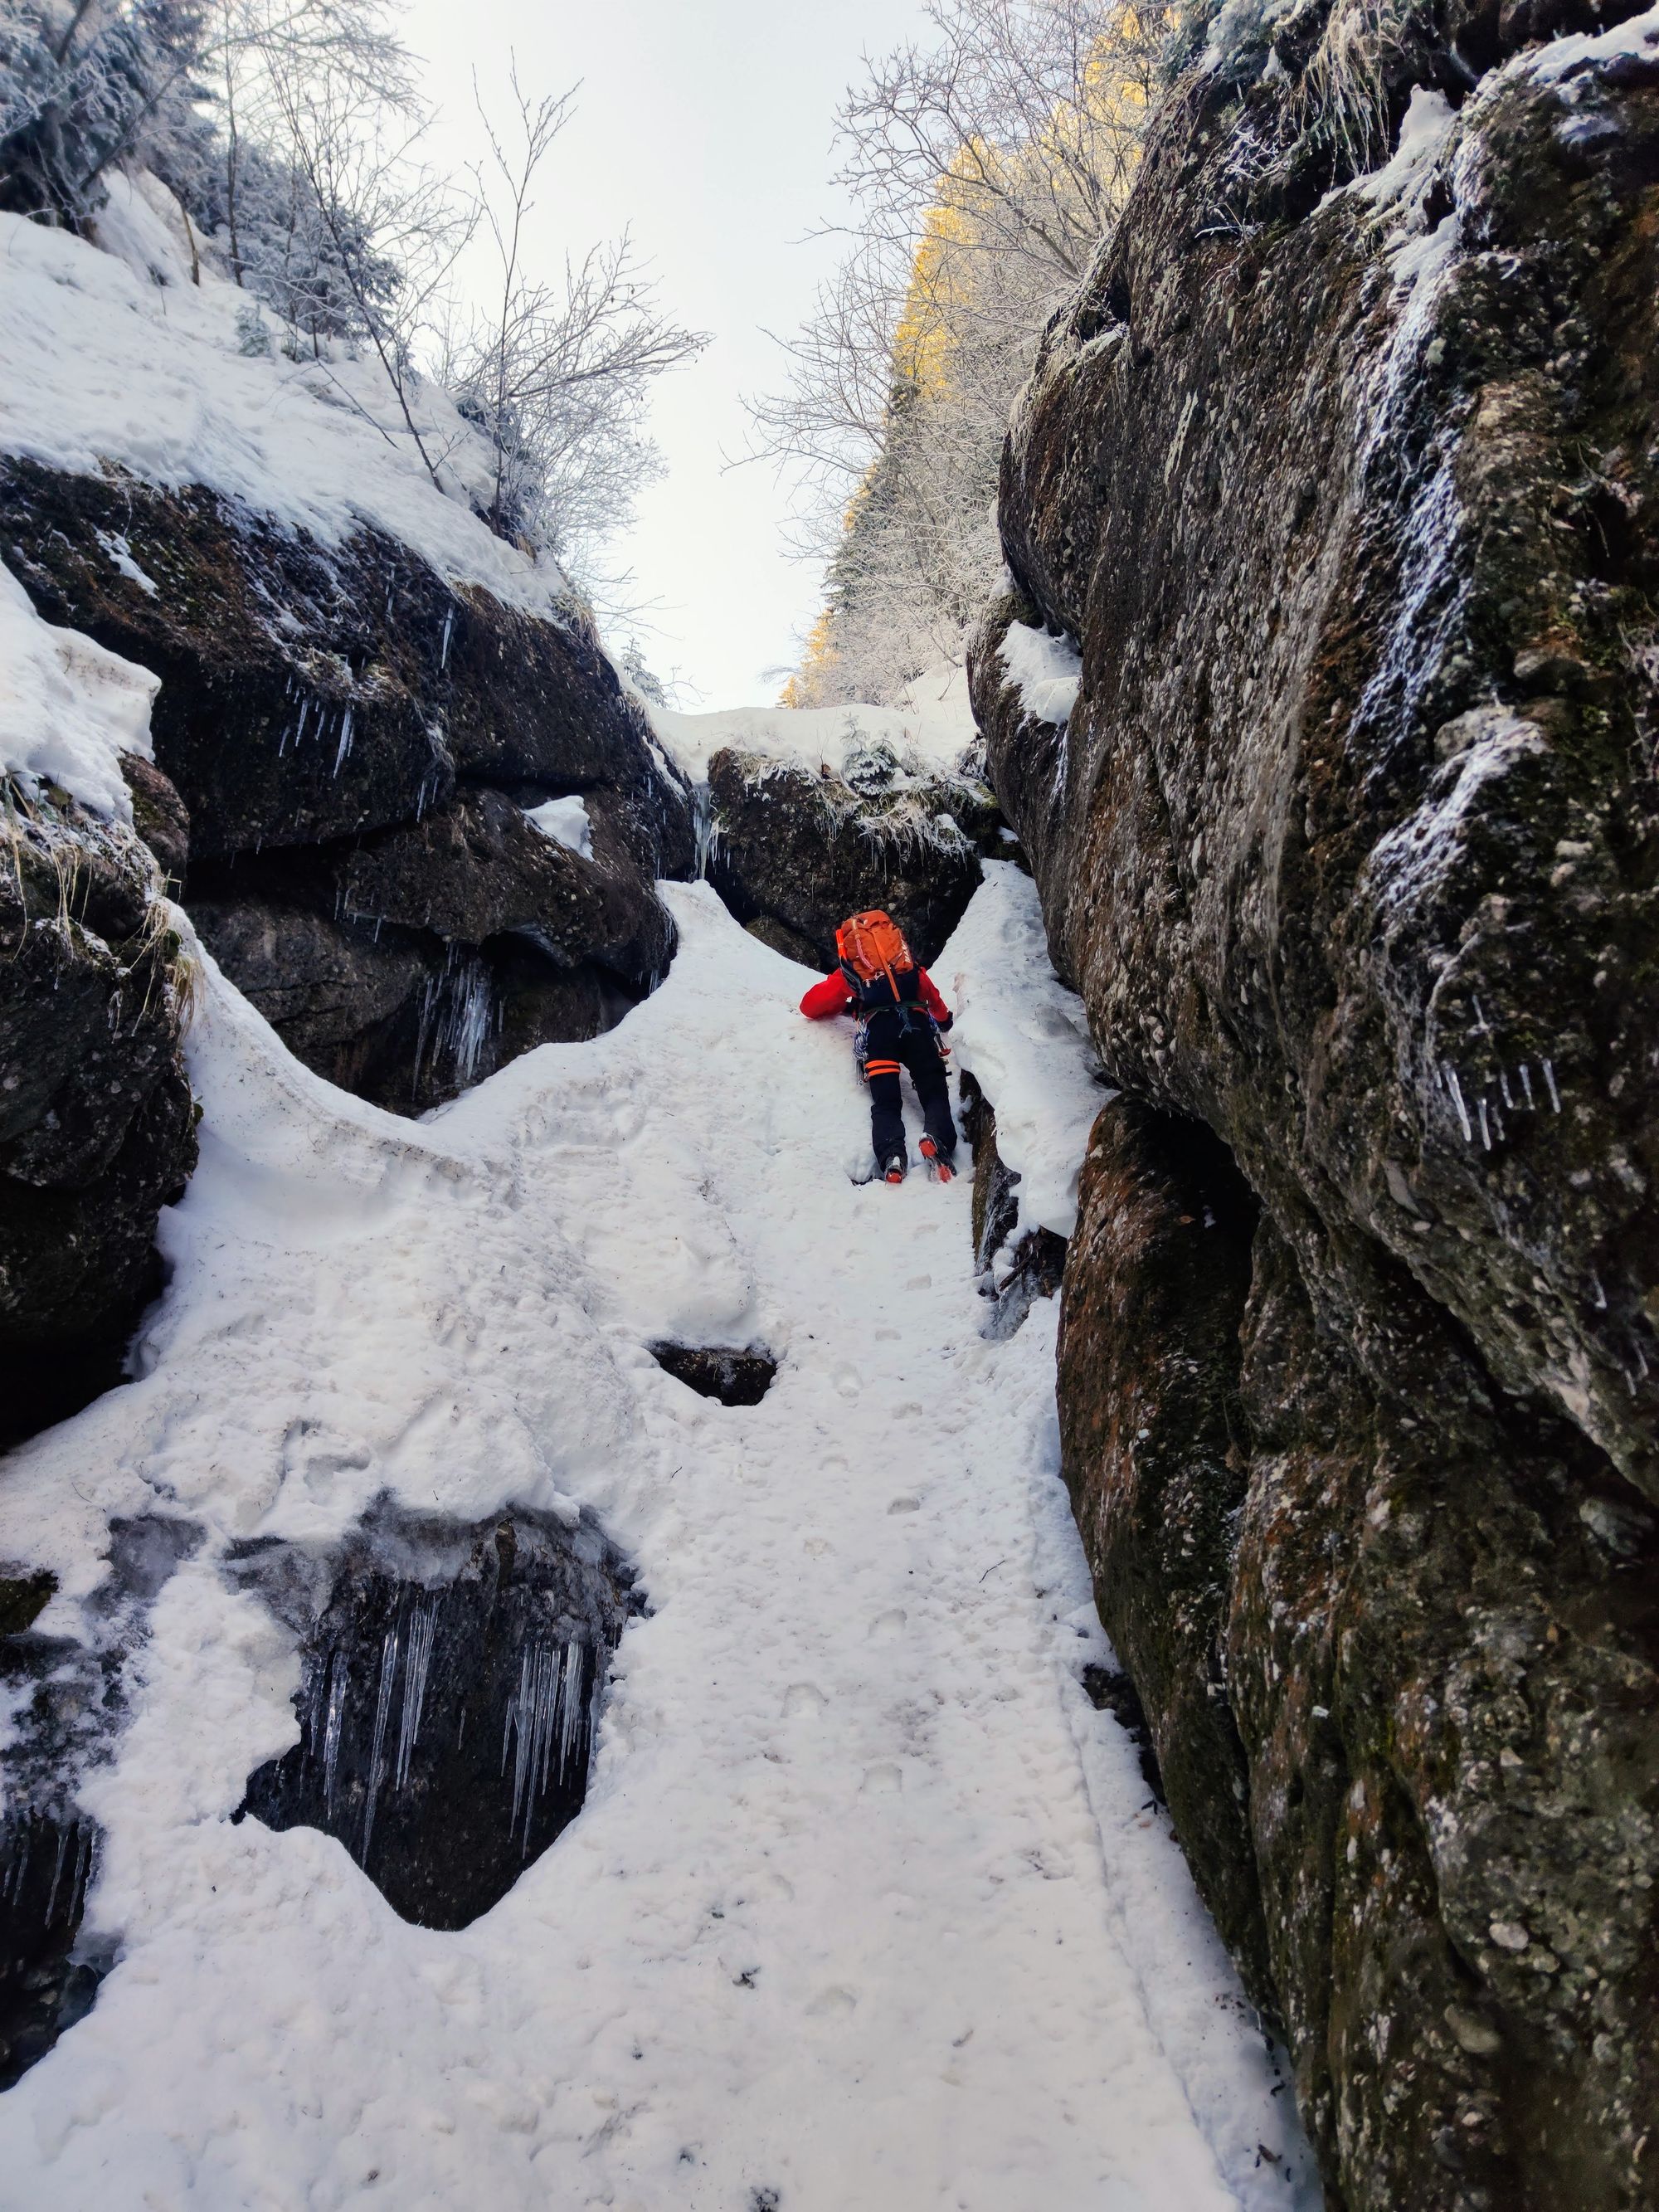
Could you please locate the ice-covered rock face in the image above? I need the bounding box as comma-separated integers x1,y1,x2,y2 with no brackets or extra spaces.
233,1502,639,1931
972,6,1659,2206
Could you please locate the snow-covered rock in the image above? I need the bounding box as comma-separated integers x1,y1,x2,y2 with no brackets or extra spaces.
0,196,695,1118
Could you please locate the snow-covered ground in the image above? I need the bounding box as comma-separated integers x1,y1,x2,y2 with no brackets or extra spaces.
0,866,1317,2207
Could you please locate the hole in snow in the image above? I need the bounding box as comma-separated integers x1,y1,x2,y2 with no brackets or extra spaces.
231,1499,640,1931
1082,1663,1166,1807
649,1343,777,1406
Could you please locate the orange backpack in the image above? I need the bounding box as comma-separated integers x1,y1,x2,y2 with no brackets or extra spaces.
836,911,915,1003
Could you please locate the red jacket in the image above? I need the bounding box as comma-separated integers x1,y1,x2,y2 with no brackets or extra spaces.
800,965,952,1024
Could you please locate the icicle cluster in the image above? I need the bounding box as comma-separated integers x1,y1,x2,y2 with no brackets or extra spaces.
501,1640,590,1857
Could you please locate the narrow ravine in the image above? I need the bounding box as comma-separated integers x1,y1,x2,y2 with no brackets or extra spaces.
0,879,1316,2208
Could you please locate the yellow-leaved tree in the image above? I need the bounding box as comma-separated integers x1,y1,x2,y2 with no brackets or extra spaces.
756,0,1160,708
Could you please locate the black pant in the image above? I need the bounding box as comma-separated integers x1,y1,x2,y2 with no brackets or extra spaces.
865,1019,957,1166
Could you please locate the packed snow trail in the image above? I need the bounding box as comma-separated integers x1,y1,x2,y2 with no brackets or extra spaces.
0,879,1316,2209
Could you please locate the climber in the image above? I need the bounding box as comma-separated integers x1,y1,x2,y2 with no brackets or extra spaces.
800,909,960,1185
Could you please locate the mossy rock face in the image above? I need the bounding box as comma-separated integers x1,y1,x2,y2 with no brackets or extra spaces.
977,9,1659,2206
0,782,197,1445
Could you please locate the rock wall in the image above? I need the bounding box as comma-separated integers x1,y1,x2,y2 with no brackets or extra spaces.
0,779,197,1448
1,460,694,1113
972,7,1659,2207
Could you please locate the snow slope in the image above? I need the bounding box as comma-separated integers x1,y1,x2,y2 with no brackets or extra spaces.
0,175,572,620
0,879,1315,2209
652,660,979,783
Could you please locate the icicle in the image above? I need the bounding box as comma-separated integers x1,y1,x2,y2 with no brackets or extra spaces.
557,1641,586,1781
1520,1064,1535,1108
1590,1270,1608,1311
503,1641,572,1853
1447,1069,1473,1143
322,1652,348,1824
68,1825,94,1924
6,1825,31,1907
395,1599,438,1791
693,785,716,880
440,607,455,670
1543,1059,1562,1113
1499,1068,1515,1110
333,703,355,776
1471,994,1489,1035
46,1824,71,1922
1477,1097,1491,1151
414,946,496,1090
360,1625,401,1864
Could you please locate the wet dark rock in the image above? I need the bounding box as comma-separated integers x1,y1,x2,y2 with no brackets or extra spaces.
0,1514,202,2090
189,873,640,1115
119,752,189,886
234,1500,640,1931
706,744,994,972
338,787,674,990
0,1573,56,1640
743,913,824,967
978,14,1659,2201
0,1813,105,2092
649,1343,778,1407
0,781,197,1449
0,458,696,1116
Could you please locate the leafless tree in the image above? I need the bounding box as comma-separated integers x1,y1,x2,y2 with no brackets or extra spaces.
263,48,474,484
745,0,1157,702
440,67,708,577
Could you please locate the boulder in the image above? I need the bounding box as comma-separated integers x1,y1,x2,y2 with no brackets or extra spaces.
973,11,1659,2205
706,743,992,972
0,460,696,1113
339,788,674,989
0,783,197,1446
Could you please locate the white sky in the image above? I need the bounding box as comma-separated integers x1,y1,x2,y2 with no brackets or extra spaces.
404,0,929,709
